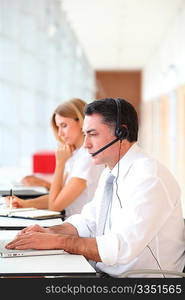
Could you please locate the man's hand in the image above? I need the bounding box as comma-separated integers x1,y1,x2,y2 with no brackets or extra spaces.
17,224,48,236
5,231,63,250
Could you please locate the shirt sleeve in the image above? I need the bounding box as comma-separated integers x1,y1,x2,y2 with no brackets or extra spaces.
95,172,180,266
64,214,93,237
64,193,98,238
96,233,120,265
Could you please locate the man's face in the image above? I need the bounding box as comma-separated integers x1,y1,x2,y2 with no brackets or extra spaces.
83,113,120,168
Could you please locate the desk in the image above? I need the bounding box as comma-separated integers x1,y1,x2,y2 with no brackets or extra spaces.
0,231,96,277
0,216,63,230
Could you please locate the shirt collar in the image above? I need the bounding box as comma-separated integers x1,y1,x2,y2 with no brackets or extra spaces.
110,143,143,178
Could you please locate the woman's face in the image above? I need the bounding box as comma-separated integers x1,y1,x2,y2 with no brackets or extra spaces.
55,114,83,147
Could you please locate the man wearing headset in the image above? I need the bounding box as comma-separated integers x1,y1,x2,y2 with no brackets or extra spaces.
6,98,185,277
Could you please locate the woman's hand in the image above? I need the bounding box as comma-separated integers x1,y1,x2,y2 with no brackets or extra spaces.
21,175,51,190
55,144,75,165
5,195,25,208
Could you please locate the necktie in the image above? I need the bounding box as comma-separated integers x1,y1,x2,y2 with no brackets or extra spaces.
97,172,115,235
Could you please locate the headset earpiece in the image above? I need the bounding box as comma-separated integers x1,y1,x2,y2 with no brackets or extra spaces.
115,126,128,140
114,99,129,140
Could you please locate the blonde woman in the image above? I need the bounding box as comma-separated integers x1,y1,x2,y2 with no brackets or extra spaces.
6,98,104,218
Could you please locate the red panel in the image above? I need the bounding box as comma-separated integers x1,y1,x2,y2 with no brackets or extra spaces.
33,151,55,174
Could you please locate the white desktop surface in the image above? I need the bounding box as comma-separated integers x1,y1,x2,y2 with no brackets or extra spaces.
0,231,96,276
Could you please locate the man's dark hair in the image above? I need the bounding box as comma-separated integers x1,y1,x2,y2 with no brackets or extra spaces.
84,98,138,142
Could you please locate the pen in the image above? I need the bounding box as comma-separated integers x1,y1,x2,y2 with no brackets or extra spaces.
10,189,13,209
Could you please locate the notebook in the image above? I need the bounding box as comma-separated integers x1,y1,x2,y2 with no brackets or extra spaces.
0,207,62,220
0,189,48,199
0,239,66,258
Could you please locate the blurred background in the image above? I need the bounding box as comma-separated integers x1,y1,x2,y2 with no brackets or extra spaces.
0,0,184,215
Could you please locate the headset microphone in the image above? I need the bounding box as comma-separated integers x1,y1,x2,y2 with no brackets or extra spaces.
91,137,120,157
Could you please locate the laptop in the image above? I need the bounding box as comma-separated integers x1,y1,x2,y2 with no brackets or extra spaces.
0,239,66,258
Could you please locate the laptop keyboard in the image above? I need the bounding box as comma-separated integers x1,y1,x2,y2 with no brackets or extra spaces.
0,240,31,254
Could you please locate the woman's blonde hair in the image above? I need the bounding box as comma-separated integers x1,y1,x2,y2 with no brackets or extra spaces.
51,98,86,143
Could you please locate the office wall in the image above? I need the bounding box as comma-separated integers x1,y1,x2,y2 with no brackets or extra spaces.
141,2,185,215
0,0,95,167
95,71,141,117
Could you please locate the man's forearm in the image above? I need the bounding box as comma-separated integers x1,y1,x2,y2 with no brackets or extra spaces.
48,222,79,236
48,223,101,261
59,235,101,262
49,223,101,262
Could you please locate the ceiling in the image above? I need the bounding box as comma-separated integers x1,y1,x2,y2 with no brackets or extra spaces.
62,0,183,70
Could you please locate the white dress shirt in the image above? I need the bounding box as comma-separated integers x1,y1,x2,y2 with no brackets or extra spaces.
66,143,185,277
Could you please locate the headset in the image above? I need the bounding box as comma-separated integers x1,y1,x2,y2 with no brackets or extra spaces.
91,98,129,157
